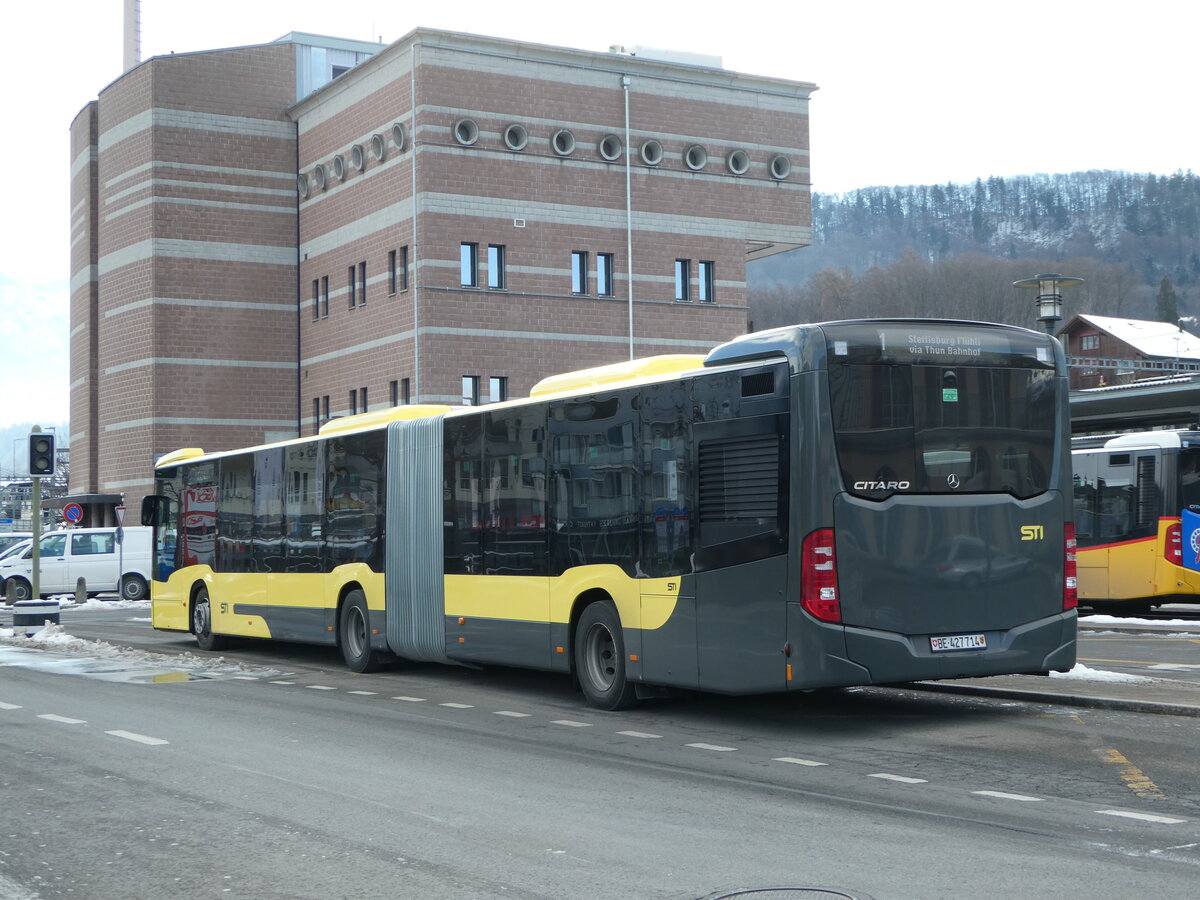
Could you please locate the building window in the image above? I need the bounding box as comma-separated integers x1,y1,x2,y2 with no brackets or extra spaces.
358,261,367,305
462,375,481,407
571,251,588,295
349,389,358,416
360,386,368,412
461,243,478,287
348,265,357,309
321,276,329,318
388,251,397,295
488,245,506,290
389,379,399,406
698,260,715,303
311,279,320,321
1080,333,1100,352
398,246,409,292
675,259,691,301
402,377,411,404
322,395,330,422
489,376,508,404
597,253,614,297
312,397,321,434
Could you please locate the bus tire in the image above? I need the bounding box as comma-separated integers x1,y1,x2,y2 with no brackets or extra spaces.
192,587,228,652
120,574,147,602
6,578,32,603
339,590,381,673
574,601,639,711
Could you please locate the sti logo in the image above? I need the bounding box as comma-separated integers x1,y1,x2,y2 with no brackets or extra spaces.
1019,525,1044,541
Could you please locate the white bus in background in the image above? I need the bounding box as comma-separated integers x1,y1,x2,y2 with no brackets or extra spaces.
0,527,153,602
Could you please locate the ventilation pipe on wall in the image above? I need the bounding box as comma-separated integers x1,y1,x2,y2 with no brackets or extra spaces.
622,76,634,361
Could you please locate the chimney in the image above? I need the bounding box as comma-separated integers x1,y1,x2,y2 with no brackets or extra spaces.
123,0,141,72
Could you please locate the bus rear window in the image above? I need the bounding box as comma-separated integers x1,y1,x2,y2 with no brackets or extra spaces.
828,363,1056,500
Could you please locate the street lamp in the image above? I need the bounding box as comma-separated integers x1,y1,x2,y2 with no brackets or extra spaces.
1013,273,1084,336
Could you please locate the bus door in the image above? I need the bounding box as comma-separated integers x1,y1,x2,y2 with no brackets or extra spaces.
1095,450,1159,600
1072,451,1109,599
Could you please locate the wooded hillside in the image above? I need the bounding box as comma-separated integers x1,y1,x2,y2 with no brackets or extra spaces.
748,170,1199,331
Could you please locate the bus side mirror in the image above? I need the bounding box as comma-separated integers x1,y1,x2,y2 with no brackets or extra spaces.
141,495,167,527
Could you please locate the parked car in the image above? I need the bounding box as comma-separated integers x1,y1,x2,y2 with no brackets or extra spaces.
1,527,153,602
0,539,31,563
0,532,32,554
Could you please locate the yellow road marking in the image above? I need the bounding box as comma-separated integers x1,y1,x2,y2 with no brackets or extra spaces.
1078,656,1175,666
1099,749,1165,800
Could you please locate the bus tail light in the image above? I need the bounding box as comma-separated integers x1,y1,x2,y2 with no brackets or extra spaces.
1166,522,1183,567
801,528,841,623
1063,523,1078,611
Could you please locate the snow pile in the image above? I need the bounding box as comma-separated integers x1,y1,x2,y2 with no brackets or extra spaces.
1081,614,1197,628
0,622,283,679
1,596,150,611
1049,663,1154,684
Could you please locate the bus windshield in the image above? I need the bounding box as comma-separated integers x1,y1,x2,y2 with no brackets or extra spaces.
824,323,1057,500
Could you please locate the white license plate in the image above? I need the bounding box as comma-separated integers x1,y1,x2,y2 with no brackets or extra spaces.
930,633,987,652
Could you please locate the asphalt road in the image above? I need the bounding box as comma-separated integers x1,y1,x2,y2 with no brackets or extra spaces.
1,607,1198,899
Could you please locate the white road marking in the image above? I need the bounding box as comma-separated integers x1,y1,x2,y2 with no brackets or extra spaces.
38,714,86,725
495,710,531,718
392,696,427,702
106,730,169,746
269,681,295,685
231,676,259,680
868,773,928,784
687,742,737,752
973,790,1044,802
440,702,473,709
306,685,336,691
0,702,22,710
1096,810,1187,824
551,720,592,728
617,731,662,739
347,691,377,695
774,757,829,767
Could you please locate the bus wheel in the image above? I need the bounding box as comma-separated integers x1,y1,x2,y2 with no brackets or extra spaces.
192,587,228,652
5,578,32,603
339,590,381,673
575,602,638,711
120,574,147,602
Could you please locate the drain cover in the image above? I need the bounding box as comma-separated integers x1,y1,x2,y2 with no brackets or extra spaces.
703,890,873,900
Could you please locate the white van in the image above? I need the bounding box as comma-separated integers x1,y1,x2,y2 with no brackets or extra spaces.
1,527,153,602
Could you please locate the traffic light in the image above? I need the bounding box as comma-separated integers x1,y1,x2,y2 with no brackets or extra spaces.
28,433,55,477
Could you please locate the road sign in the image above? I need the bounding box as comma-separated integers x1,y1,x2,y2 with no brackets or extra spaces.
63,503,84,524
114,505,126,526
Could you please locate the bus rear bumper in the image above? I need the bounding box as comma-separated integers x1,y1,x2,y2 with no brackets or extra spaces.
839,611,1077,684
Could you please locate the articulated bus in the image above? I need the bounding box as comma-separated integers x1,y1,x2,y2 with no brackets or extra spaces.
142,319,1077,709
1072,429,1200,613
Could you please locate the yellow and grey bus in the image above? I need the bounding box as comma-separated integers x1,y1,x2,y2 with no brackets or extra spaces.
142,319,1077,708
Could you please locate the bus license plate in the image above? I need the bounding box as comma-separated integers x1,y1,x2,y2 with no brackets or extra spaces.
930,633,987,652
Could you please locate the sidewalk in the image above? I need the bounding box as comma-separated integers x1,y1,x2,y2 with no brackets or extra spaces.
912,617,1200,717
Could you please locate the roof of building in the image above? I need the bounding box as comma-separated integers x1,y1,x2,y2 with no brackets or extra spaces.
1065,313,1200,361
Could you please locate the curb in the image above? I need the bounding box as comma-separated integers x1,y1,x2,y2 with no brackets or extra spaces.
908,681,1200,718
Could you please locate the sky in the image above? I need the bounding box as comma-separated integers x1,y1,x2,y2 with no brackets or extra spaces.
0,0,1194,430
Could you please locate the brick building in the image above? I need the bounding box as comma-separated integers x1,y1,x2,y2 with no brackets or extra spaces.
68,28,815,520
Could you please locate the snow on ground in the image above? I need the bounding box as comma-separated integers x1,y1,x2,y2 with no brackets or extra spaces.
0,622,283,679
1080,614,1198,628
1,596,149,611
1049,663,1155,683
